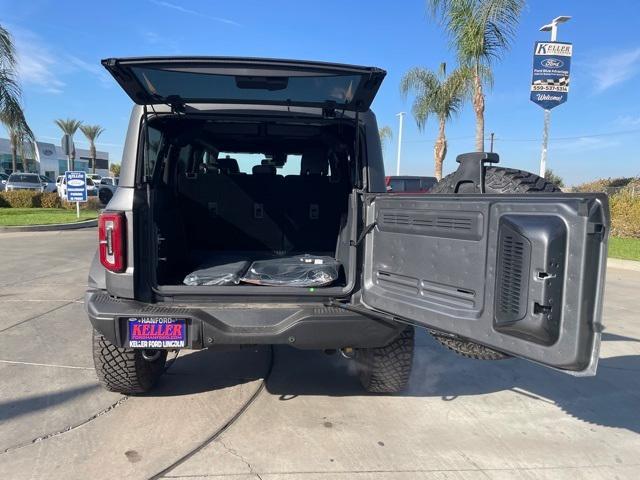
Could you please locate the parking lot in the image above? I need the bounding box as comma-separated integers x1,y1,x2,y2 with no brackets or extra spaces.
0,229,639,479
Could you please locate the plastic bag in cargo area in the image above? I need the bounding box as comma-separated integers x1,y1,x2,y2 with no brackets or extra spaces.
241,255,340,287
183,260,251,286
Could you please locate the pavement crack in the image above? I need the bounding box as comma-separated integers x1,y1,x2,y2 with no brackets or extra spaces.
1,395,128,455
217,438,261,478
0,296,83,334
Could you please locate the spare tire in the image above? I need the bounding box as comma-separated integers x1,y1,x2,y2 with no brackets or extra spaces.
429,166,560,360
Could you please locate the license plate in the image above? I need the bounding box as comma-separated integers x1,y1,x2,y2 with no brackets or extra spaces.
127,317,186,348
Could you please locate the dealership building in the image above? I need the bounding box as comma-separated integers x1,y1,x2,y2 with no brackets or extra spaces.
0,137,110,179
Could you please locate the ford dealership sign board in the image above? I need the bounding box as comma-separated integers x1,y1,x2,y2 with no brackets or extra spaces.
530,41,572,110
65,171,87,202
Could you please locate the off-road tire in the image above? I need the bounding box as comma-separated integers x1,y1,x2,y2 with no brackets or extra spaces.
432,166,560,194
355,327,414,393
92,329,167,394
429,166,561,360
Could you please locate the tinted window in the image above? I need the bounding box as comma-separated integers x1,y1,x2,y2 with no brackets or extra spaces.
144,125,164,178
8,174,39,183
132,67,360,106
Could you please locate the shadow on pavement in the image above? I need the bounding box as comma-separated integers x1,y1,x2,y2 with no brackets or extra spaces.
0,384,100,423
5,333,637,435
147,346,271,397
264,332,640,434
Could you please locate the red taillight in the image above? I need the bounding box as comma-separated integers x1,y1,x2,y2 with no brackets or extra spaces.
99,212,126,272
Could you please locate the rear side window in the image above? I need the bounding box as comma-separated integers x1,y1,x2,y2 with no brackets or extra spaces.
143,125,163,179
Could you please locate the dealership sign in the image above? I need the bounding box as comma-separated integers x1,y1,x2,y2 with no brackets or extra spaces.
65,171,87,202
530,41,572,110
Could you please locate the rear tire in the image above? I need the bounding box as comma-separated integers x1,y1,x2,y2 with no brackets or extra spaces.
92,329,167,394
429,166,560,360
355,327,414,393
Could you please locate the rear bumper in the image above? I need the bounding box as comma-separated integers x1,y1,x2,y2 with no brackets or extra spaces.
85,289,402,350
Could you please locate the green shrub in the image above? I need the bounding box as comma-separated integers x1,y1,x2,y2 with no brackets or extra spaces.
573,177,639,193
62,197,102,211
610,192,640,238
40,192,62,208
0,190,43,208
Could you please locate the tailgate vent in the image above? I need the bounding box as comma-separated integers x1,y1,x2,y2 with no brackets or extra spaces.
435,216,473,231
377,209,483,240
495,226,531,323
381,213,411,225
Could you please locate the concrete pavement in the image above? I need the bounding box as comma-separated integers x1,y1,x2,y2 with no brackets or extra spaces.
0,230,638,479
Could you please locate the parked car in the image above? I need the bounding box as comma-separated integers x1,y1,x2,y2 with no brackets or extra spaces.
88,56,609,395
4,173,45,192
98,177,119,205
88,173,102,183
39,175,57,193
58,175,98,199
0,172,8,191
385,175,438,193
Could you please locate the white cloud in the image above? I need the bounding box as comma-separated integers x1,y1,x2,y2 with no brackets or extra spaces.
141,31,180,52
148,0,241,26
12,27,65,94
591,47,640,92
616,114,640,127
9,25,112,95
553,136,620,152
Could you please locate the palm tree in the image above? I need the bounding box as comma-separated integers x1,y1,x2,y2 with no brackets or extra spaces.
8,125,34,172
0,25,35,172
54,118,82,170
80,124,105,173
428,0,524,152
401,62,469,180
378,126,393,150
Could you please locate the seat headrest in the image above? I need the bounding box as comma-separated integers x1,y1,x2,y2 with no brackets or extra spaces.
217,157,239,174
252,164,276,175
301,149,328,176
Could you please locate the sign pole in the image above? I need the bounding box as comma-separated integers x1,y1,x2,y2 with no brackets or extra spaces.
539,24,556,178
540,109,550,177
395,112,405,176
76,201,80,219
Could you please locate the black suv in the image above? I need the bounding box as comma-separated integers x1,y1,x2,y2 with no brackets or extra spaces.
88,57,609,394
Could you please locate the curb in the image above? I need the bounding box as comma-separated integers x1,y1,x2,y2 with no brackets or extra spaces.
607,258,640,272
0,218,98,233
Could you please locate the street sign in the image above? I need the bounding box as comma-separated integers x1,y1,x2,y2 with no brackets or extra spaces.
530,41,572,110
61,134,73,156
65,171,87,202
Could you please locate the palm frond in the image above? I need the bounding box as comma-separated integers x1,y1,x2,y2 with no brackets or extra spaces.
401,62,469,129
55,118,83,135
378,126,393,149
80,124,105,141
0,24,16,68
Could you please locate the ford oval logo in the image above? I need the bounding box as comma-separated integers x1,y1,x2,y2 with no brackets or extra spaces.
541,58,563,68
68,179,84,187
43,148,53,156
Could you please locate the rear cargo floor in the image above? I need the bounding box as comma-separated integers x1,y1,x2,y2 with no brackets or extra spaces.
162,250,344,287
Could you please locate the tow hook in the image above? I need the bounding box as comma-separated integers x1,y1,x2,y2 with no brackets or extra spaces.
141,349,162,362
340,347,355,359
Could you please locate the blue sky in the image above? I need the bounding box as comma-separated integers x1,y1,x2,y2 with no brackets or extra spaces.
2,0,639,185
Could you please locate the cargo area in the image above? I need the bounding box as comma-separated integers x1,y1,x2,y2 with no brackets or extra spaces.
144,115,358,294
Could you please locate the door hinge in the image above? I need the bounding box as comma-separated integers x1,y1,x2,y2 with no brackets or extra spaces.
350,221,377,247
